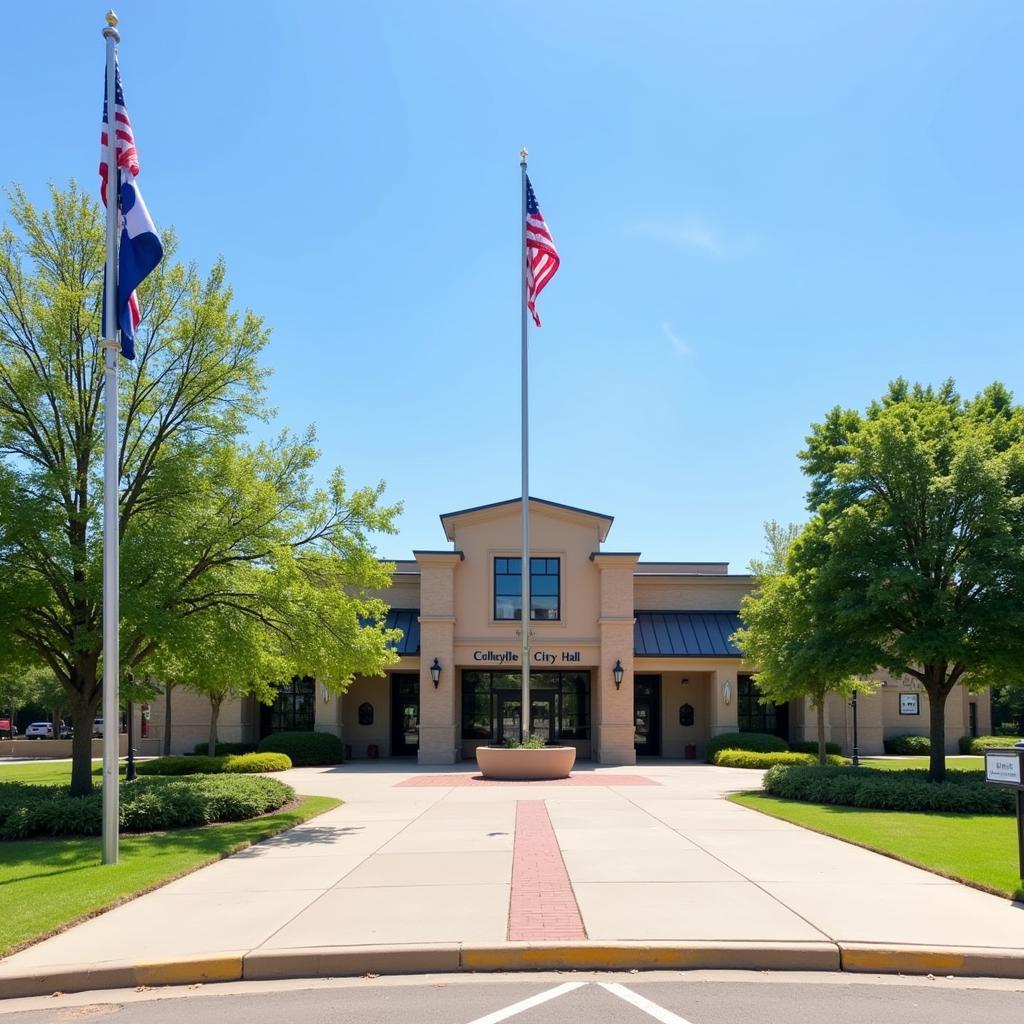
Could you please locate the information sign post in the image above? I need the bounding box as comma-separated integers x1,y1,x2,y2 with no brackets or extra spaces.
984,748,1024,883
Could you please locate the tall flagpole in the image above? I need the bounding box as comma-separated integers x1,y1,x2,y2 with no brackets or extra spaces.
101,9,122,865
519,149,530,743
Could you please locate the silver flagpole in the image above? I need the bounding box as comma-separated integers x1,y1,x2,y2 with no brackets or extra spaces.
101,9,122,865
519,149,530,743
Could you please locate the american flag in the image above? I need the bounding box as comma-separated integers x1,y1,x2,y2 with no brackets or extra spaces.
525,175,560,327
99,55,142,333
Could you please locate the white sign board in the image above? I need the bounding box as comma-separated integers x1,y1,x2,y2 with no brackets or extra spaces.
899,693,920,715
985,751,1022,786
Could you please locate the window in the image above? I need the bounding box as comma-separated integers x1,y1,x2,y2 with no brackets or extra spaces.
461,670,589,740
493,557,561,621
269,676,315,732
737,674,789,739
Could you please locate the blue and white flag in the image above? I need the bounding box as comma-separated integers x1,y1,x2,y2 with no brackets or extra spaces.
100,55,162,360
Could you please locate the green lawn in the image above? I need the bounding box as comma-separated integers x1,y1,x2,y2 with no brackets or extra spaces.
0,794,340,957
858,756,984,771
0,759,115,786
731,792,1023,901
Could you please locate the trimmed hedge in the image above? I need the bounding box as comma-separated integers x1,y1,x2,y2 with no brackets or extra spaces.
959,735,1023,755
762,764,1016,815
713,749,847,769
0,775,294,840
883,734,931,755
788,740,843,756
705,732,788,760
223,752,292,773
257,730,344,766
138,753,292,776
137,756,225,776
193,741,258,756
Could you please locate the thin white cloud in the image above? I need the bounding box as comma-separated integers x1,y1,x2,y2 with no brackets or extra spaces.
661,322,693,356
633,219,725,256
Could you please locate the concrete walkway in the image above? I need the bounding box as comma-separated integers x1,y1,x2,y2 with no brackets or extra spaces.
3,762,1023,984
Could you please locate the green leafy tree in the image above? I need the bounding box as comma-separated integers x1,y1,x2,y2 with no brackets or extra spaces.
736,522,866,764
0,183,402,794
788,379,1024,781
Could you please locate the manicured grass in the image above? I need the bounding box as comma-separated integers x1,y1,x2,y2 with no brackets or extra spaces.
0,794,340,957
731,792,1023,901
0,759,115,786
859,756,983,771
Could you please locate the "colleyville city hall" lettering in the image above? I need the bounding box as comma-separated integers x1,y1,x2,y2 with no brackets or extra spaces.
472,650,582,664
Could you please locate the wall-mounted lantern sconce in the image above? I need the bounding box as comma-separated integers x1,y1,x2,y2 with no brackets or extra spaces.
721,678,733,705
613,659,624,690
320,683,330,704
430,657,442,689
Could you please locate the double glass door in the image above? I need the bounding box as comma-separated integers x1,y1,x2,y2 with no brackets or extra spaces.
496,690,556,744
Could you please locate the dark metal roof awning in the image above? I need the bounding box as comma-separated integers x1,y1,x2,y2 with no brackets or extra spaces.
634,611,742,658
358,608,420,655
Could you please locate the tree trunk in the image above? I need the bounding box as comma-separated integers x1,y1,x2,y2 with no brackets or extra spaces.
163,682,174,756
208,697,222,757
816,700,827,765
925,663,954,782
69,699,96,796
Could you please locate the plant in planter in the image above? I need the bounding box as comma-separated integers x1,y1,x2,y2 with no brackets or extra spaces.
476,734,576,780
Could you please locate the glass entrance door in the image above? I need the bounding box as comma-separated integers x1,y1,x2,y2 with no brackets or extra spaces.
390,674,419,756
496,690,557,744
634,675,662,755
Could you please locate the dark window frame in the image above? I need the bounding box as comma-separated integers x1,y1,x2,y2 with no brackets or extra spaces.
737,674,788,738
493,556,561,622
461,669,589,741
270,675,316,733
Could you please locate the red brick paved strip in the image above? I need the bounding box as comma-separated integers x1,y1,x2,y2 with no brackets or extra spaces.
507,800,586,941
395,773,658,788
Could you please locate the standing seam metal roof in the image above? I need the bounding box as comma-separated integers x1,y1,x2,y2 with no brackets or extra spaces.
634,611,743,657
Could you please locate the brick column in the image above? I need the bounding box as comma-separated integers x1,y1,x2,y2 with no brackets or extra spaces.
591,553,638,765
415,550,463,764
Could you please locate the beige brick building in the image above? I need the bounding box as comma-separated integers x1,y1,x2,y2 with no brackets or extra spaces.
140,497,990,760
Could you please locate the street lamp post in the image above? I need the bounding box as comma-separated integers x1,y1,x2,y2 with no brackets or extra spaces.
125,700,137,782
850,689,860,768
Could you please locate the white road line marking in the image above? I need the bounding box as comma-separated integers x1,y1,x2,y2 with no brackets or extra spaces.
600,983,696,1024
464,981,587,1024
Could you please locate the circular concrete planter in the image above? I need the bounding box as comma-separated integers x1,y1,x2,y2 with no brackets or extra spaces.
475,745,576,780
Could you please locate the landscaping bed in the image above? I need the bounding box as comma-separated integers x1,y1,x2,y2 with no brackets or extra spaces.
0,774,295,840
761,763,1016,815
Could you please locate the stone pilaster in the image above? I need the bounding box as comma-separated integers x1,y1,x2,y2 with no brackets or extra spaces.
591,553,639,765
414,550,463,764
708,667,739,736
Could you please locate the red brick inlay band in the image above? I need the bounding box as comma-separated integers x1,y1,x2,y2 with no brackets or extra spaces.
395,773,658,788
508,800,586,941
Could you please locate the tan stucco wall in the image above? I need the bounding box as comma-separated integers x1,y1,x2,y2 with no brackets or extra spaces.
140,686,248,756
659,671,710,759
341,676,391,758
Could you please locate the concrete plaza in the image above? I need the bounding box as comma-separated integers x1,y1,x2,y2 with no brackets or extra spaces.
2,762,1023,989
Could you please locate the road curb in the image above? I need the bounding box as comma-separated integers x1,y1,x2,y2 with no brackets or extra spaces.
0,953,244,1000
839,943,1024,979
3,941,1024,999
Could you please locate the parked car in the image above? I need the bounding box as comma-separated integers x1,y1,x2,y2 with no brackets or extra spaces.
92,718,104,738
24,722,54,739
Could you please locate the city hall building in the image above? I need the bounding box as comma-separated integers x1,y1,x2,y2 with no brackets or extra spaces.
143,497,990,761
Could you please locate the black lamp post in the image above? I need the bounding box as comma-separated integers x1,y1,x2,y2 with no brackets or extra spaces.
850,688,860,768
125,699,137,782
613,659,624,690
430,658,442,689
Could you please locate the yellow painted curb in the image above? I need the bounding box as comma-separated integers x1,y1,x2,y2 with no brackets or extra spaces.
840,944,1024,979
134,955,244,987
460,942,841,973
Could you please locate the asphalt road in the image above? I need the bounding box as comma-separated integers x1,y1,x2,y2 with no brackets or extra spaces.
4,972,1024,1024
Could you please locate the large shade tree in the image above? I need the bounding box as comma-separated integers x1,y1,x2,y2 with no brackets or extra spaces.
0,184,402,794
763,379,1024,781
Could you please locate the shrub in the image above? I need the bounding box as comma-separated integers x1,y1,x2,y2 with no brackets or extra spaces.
223,752,292,773
705,732,788,761
503,734,547,749
0,776,294,840
193,741,258,756
788,740,843,756
883,734,931,755
959,735,1023,755
762,764,1016,815
256,730,344,766
713,749,847,769
137,755,226,776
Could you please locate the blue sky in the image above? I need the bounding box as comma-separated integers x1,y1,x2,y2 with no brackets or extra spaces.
8,2,1024,567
